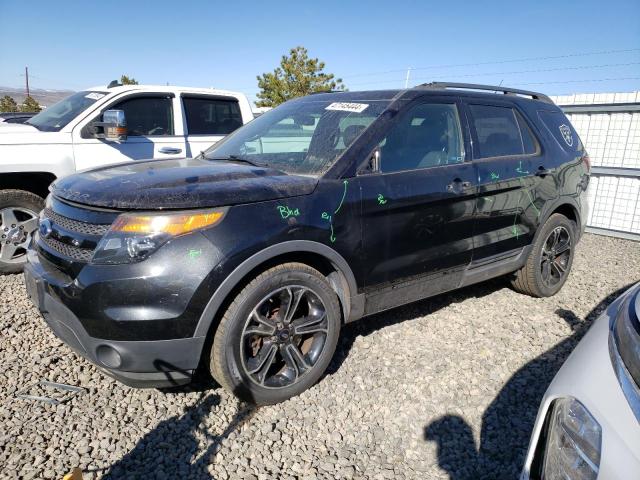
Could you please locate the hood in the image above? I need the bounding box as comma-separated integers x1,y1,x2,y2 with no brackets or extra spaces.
0,122,39,133
51,157,319,210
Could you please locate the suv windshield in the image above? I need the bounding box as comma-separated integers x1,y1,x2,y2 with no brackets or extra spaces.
204,96,392,176
27,90,107,132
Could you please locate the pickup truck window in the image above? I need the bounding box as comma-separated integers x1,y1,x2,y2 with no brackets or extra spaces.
110,96,174,136
26,90,107,132
183,97,242,135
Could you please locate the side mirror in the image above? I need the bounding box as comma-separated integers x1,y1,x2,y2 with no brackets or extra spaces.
90,109,127,142
102,110,127,142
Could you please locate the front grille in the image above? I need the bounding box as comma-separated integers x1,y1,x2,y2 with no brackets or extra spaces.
42,208,110,236
41,235,94,261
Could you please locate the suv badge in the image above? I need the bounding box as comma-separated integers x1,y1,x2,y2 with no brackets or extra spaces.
39,219,53,238
559,124,573,147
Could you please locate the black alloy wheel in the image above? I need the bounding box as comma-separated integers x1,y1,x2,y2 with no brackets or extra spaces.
210,263,341,405
540,226,571,288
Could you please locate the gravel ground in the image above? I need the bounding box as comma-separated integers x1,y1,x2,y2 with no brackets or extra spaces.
1,233,639,480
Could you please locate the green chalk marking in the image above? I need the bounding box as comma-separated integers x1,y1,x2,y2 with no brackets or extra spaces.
489,172,500,180
334,180,349,214
188,248,202,260
277,205,300,219
330,224,336,243
377,194,387,205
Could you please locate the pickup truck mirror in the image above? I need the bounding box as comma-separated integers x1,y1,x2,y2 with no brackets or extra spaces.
102,110,127,142
90,109,127,142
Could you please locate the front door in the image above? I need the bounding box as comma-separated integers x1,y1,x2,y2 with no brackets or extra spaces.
73,95,186,171
358,99,477,313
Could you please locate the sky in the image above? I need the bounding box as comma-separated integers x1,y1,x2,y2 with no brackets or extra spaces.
1,0,639,104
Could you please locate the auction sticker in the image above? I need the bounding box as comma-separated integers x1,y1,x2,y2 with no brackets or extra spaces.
325,102,369,113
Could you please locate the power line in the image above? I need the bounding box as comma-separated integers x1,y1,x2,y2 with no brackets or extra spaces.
348,61,640,87
512,76,640,86
341,47,640,79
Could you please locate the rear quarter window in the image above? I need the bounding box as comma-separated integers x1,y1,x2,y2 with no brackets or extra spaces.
538,110,583,152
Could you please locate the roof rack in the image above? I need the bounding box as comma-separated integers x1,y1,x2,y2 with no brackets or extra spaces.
417,82,554,104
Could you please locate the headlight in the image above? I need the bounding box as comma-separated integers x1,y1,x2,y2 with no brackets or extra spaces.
542,397,601,480
91,208,226,265
611,284,640,388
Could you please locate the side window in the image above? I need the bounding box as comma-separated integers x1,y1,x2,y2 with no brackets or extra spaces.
111,96,174,136
183,97,242,135
469,104,538,158
538,110,583,152
379,103,464,173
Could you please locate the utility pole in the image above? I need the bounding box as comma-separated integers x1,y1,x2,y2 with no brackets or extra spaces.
25,66,30,98
404,67,412,89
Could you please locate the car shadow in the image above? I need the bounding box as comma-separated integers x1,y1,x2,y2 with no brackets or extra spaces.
101,387,255,479
422,283,634,479
327,276,507,375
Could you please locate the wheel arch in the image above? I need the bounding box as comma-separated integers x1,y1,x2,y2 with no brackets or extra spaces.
539,198,581,240
193,240,363,340
0,172,57,199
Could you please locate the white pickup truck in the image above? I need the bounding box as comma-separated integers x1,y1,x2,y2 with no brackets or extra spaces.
0,82,253,273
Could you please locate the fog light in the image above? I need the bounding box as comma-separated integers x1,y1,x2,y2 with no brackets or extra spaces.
96,344,122,369
543,397,601,480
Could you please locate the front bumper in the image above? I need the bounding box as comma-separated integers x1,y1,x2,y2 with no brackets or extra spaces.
521,287,640,479
24,250,206,388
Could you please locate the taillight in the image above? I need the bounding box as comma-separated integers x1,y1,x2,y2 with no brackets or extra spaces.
582,152,591,172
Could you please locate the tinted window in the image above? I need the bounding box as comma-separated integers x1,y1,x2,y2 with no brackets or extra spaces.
379,103,464,173
470,104,533,158
538,110,583,152
515,111,538,154
111,96,173,136
183,97,242,135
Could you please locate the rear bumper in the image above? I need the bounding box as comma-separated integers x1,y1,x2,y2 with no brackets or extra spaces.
24,254,206,388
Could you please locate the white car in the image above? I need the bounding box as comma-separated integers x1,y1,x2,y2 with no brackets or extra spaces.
521,282,640,479
0,82,253,273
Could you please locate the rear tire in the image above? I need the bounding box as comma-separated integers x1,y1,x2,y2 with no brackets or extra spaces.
0,189,43,274
210,263,341,405
511,213,575,297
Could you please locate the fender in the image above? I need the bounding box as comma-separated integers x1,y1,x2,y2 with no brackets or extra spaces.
537,195,583,238
193,240,364,337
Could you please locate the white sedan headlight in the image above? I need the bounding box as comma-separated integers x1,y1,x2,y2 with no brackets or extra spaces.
542,397,601,480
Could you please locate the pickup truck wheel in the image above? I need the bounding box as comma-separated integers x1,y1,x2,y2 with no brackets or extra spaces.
0,190,43,274
511,213,575,297
210,263,341,406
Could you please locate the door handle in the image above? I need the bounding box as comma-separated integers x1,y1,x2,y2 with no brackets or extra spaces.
535,166,553,177
446,178,472,193
158,147,182,154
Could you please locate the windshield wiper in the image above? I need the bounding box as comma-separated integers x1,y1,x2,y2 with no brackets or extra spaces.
205,154,264,168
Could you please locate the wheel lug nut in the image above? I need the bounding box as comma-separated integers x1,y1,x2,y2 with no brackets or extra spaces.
11,224,16,228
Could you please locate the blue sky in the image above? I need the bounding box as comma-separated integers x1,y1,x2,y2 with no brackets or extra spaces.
1,0,639,103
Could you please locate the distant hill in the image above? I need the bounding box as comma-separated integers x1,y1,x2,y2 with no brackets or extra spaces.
0,86,74,107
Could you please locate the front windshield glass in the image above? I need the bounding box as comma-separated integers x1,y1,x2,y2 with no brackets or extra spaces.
204,97,392,176
27,90,107,132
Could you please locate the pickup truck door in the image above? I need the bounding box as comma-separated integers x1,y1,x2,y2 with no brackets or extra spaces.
181,95,245,157
72,94,186,171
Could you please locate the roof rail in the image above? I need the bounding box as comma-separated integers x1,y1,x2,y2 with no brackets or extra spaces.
417,82,554,104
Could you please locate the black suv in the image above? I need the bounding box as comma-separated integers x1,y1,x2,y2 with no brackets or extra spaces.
24,83,590,405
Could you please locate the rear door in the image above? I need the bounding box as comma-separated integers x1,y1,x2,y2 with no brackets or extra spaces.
358,97,477,311
181,95,244,157
464,100,548,261
73,94,186,170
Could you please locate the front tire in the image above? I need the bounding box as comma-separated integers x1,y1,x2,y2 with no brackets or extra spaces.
511,213,575,297
0,190,43,274
210,263,341,405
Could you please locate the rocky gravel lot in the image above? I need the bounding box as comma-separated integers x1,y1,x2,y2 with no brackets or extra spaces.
1,233,639,480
